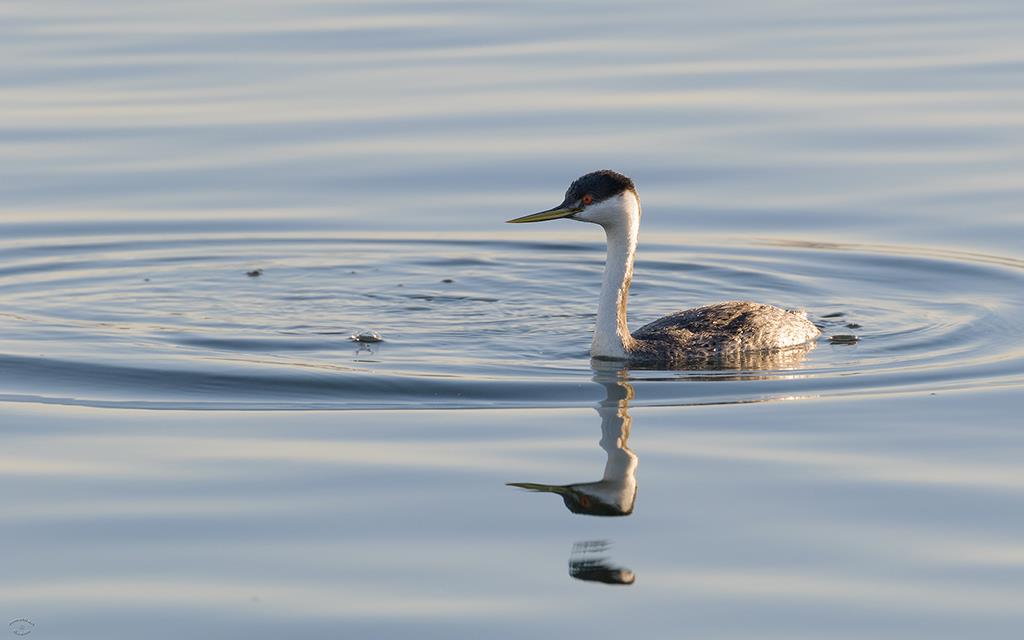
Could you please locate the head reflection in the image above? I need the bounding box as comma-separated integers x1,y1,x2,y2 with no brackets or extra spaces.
508,363,637,516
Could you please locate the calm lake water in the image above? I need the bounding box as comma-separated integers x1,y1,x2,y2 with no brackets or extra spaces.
2,1,1024,638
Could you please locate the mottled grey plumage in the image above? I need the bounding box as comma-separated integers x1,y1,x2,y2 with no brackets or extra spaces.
626,301,820,368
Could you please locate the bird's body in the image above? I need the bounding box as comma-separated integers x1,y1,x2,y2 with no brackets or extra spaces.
630,301,820,367
508,170,820,367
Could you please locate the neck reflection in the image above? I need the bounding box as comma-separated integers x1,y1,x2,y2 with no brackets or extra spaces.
508,365,637,516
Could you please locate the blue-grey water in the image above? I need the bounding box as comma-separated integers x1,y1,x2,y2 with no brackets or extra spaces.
2,2,1024,638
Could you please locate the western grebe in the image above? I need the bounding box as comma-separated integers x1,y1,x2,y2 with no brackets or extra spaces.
507,170,820,367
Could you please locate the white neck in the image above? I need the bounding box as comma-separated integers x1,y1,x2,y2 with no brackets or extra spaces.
597,382,637,486
591,192,641,359
578,379,636,512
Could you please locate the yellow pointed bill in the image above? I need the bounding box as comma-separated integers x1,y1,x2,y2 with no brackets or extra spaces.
506,206,581,224
506,482,570,495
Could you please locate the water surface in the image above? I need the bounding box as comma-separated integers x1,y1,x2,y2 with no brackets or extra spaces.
2,1,1024,638
0,232,1022,409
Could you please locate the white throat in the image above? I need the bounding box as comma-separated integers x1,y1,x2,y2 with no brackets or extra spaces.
590,191,641,359
596,384,637,507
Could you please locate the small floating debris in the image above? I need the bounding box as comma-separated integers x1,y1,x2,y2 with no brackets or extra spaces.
8,619,34,636
441,278,454,283
829,334,860,345
351,329,383,343
246,269,264,277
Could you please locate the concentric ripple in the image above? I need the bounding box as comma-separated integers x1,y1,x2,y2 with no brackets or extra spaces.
1,231,1022,409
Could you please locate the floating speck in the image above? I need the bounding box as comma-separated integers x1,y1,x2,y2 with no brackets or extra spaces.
829,334,859,345
9,619,34,636
246,269,264,277
441,278,454,283
351,330,383,343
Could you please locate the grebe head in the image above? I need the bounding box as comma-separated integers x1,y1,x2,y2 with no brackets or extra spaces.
505,481,636,516
507,169,640,228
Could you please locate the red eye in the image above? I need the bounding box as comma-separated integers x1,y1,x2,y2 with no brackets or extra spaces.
582,194,593,205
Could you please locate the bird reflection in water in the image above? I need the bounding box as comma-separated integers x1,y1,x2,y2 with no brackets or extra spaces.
507,364,638,584
508,346,815,585
569,540,636,586
508,368,637,516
